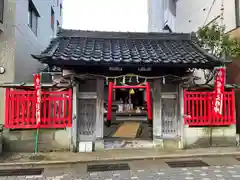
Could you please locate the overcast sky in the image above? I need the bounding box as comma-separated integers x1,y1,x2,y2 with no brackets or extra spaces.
62,0,148,32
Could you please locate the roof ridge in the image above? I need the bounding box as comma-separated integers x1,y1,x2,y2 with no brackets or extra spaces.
57,29,191,41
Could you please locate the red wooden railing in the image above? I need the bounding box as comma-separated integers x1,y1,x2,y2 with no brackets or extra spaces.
184,89,235,126
5,88,72,129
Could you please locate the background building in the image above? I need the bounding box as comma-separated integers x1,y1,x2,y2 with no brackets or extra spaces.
148,0,176,32
0,0,63,148
176,0,237,34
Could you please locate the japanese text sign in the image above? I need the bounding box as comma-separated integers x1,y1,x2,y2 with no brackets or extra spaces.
34,74,41,127
212,67,225,117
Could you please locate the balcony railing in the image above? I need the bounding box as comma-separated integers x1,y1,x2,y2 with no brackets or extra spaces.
0,0,3,23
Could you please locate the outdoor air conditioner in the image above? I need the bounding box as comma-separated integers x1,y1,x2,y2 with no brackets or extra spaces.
62,69,74,77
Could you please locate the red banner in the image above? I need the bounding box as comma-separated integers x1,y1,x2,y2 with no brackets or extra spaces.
34,74,41,128
212,67,225,117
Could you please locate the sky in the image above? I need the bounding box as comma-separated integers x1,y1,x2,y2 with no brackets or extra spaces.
62,0,148,32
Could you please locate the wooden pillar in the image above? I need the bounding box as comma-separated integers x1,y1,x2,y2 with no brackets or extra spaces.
152,79,163,147
179,85,184,149
70,85,78,152
95,78,105,150
96,78,104,139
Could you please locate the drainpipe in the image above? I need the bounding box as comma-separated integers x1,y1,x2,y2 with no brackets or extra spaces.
235,0,240,27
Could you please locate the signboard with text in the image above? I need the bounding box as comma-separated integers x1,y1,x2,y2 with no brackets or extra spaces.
212,67,225,117
34,74,41,128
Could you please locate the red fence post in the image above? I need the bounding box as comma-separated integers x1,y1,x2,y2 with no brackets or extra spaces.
145,82,152,122
183,89,187,125
68,88,73,127
106,82,113,127
231,89,236,124
4,88,10,128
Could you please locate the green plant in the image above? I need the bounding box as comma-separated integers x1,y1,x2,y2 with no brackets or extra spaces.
197,23,240,58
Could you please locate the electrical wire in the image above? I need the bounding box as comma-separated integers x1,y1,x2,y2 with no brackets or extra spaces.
203,0,216,26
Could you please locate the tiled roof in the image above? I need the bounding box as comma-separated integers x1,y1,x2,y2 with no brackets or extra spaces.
32,29,226,68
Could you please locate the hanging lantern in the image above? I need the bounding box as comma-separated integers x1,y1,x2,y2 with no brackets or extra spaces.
136,75,139,83
105,77,108,85
129,88,135,94
122,76,126,84
162,76,165,84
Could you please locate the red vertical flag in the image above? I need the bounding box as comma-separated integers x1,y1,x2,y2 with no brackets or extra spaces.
34,74,41,128
212,67,225,117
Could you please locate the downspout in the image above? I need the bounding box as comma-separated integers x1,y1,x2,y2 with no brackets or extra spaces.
235,0,240,27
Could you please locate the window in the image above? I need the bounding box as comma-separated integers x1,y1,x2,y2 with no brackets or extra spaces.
60,4,62,16
28,0,39,35
0,0,4,23
51,7,54,31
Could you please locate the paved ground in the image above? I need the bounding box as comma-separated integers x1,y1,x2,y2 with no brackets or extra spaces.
2,155,240,179
2,147,240,166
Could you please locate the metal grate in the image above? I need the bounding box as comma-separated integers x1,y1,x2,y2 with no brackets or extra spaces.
166,160,209,168
0,168,44,176
87,163,130,172
161,96,179,137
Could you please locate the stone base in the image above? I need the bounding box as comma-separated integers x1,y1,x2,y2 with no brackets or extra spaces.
3,129,70,152
163,139,181,149
153,138,164,148
183,125,236,148
94,139,105,151
153,137,182,149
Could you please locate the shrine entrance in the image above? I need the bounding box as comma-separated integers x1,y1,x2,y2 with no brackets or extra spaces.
103,75,153,149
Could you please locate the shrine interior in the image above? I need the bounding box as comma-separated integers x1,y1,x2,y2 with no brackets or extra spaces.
103,76,153,149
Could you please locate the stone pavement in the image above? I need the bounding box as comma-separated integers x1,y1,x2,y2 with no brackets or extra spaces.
2,156,240,179
1,147,240,167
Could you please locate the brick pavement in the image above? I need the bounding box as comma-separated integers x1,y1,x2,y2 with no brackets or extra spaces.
2,156,240,179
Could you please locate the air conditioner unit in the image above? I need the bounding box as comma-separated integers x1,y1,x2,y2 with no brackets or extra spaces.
62,69,74,77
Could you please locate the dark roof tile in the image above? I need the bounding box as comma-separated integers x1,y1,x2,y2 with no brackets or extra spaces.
32,29,226,68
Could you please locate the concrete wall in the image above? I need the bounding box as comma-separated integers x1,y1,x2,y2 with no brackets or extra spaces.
0,0,16,133
176,0,236,33
3,129,70,152
183,126,236,148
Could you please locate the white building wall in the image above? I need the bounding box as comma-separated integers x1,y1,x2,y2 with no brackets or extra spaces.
15,0,63,82
148,0,176,32
148,0,164,32
176,0,236,33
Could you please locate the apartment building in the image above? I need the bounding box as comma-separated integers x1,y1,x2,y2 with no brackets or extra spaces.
148,0,176,32
0,0,63,134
